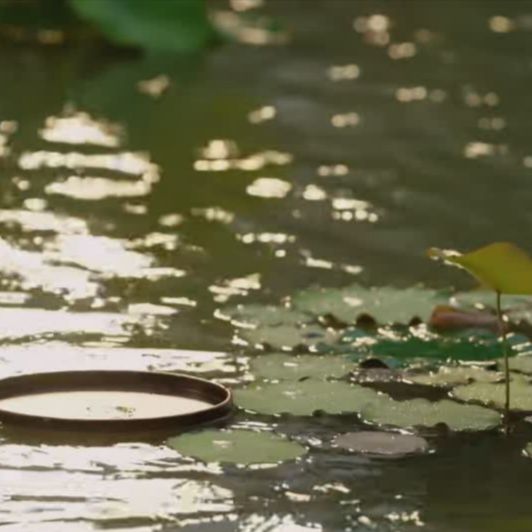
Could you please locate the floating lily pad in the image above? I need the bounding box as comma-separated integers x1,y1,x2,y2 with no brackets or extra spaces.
407,366,502,387
334,431,429,456
235,379,382,416
223,304,310,328
249,354,352,381
292,285,443,324
167,429,306,465
507,354,532,374
341,327,506,363
362,398,501,431
452,374,532,411
240,324,339,350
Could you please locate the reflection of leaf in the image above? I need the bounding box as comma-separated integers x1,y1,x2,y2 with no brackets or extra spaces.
69,0,215,51
362,397,501,431
249,353,351,381
167,429,306,465
236,380,381,416
429,243,532,295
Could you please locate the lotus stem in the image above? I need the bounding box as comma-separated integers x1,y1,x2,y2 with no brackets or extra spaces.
496,291,511,434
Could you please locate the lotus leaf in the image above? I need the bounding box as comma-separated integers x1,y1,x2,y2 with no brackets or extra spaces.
249,354,352,381
167,429,306,465
428,243,532,295
452,375,532,411
223,304,310,328
240,324,339,350
362,397,501,431
235,379,382,416
408,366,502,387
335,431,429,456
293,285,444,324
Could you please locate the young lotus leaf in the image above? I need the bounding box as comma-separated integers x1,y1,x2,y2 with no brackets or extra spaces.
428,243,532,295
362,397,501,431
452,375,532,411
335,431,429,456
235,379,382,416
167,429,306,465
292,285,443,324
249,354,352,381
240,324,339,350
407,366,502,387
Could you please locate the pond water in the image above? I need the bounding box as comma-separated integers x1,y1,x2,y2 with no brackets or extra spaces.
1,0,532,530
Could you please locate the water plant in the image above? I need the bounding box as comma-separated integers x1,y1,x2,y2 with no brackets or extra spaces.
428,242,532,432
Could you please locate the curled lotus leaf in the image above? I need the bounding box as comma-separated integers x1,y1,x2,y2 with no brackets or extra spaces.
428,243,532,295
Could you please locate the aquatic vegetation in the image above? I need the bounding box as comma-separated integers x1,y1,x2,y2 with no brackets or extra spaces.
334,431,429,457
361,397,501,432
407,365,502,387
236,379,382,416
167,429,306,465
0,0,285,52
70,0,215,52
292,284,445,324
452,374,532,412
429,242,532,431
248,353,352,381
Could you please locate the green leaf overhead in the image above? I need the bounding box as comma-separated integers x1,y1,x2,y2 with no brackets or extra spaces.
69,0,215,52
428,242,532,295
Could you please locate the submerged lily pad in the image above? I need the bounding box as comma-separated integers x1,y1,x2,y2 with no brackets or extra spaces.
362,398,501,431
452,375,532,411
407,366,502,387
240,324,339,350
167,429,306,465
292,285,443,324
335,431,429,456
249,354,352,381
235,380,381,416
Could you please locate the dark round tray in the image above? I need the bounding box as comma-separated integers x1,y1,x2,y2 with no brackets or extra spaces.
0,371,232,432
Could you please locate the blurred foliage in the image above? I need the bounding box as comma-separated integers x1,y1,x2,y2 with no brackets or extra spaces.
0,0,216,51
69,0,215,52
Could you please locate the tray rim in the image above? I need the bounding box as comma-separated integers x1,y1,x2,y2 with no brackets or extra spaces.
0,370,233,432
